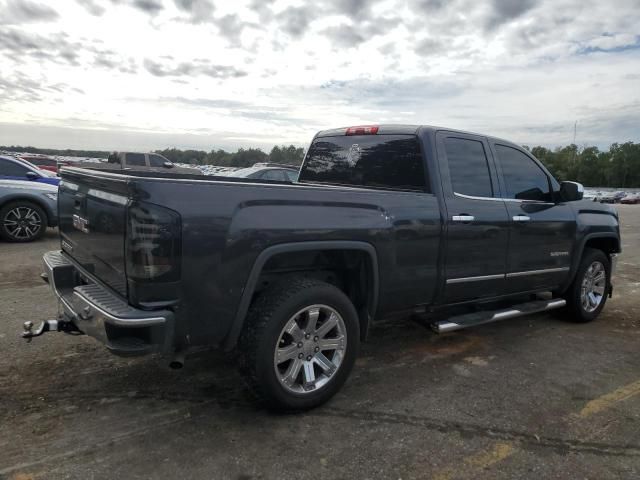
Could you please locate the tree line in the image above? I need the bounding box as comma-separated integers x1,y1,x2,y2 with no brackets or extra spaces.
3,142,639,187
155,145,305,167
528,142,640,188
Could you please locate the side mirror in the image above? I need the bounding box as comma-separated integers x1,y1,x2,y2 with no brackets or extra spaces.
25,171,39,180
559,181,584,202
163,161,174,169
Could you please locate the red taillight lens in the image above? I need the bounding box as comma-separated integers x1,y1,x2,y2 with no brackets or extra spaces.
345,125,379,135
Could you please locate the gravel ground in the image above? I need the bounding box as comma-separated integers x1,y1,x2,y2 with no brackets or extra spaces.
1,206,639,480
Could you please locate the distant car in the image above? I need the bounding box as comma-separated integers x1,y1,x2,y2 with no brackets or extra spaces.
620,193,640,204
600,191,626,204
226,163,299,181
0,179,58,242
18,154,59,173
0,155,60,185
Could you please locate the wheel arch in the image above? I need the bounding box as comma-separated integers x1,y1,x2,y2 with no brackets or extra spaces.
562,232,620,292
223,241,379,351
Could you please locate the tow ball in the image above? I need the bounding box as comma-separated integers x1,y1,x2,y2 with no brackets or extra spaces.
22,320,81,341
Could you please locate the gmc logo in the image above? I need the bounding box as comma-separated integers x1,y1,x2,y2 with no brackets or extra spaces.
73,214,90,233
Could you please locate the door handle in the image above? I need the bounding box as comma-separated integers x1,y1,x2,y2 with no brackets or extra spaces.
513,215,530,222
452,215,475,222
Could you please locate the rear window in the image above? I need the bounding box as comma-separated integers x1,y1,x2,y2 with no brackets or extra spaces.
299,135,428,192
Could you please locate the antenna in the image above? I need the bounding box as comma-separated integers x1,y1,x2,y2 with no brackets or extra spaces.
571,120,578,164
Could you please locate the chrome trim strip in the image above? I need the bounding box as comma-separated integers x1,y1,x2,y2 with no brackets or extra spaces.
454,192,503,202
446,273,504,284
454,192,553,204
447,266,570,284
506,267,570,278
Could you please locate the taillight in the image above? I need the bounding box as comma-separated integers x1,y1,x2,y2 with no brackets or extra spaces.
346,125,379,135
126,202,181,281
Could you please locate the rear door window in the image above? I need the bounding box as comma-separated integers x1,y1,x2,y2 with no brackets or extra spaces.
443,137,494,198
125,153,146,167
299,135,428,192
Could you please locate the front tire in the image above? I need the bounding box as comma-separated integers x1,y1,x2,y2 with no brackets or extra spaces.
238,278,360,411
564,248,610,323
0,201,47,242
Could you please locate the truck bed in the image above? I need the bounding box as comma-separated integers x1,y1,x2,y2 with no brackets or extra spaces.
58,166,443,348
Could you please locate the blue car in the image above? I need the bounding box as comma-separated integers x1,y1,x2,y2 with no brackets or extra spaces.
0,155,60,186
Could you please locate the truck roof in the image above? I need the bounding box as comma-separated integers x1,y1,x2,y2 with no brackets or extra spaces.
315,124,521,149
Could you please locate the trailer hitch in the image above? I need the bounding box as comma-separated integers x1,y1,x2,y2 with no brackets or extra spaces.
22,319,82,341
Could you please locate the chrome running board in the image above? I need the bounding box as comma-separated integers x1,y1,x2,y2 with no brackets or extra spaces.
432,298,567,333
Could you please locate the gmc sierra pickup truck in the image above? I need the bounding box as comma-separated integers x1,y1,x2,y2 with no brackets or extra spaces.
28,125,621,410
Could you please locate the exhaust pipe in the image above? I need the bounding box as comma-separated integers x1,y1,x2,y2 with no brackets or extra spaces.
169,350,185,369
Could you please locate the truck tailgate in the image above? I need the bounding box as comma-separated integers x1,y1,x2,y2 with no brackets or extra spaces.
58,173,129,297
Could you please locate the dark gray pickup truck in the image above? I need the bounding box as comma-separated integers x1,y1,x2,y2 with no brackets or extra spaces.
29,125,621,410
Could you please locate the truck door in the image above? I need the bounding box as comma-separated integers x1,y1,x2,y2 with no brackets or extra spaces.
490,143,576,293
436,132,510,303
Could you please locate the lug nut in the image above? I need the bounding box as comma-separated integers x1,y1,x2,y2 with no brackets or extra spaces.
313,336,319,342
306,355,312,361
297,342,303,348
314,347,319,352
305,333,311,339
298,353,304,359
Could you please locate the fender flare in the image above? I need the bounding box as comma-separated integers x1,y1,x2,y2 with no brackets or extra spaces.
562,232,620,291
223,240,379,350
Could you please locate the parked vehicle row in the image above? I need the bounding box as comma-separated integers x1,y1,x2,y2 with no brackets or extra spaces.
584,190,639,204
222,163,299,181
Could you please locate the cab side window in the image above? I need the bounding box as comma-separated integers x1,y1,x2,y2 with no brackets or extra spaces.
148,154,167,167
495,145,551,202
444,137,494,198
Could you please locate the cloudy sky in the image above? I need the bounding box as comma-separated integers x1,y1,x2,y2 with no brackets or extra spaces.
0,0,639,152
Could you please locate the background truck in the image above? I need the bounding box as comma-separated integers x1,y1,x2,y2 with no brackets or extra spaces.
100,151,200,174
32,125,621,410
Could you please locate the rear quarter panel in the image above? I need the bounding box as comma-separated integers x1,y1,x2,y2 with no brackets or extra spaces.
137,178,442,346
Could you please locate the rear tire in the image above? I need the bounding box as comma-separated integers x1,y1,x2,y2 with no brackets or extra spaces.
0,201,47,242
238,277,360,411
564,248,610,323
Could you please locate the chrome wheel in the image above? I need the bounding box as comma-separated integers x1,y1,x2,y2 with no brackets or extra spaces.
581,261,606,313
3,206,42,240
274,304,347,394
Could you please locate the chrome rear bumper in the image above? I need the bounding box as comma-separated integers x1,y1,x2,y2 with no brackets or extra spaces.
42,250,174,356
